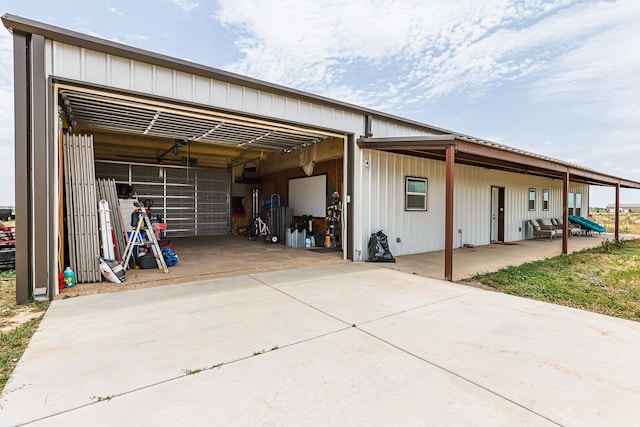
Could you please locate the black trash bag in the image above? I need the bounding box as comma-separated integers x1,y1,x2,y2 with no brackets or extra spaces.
366,230,396,263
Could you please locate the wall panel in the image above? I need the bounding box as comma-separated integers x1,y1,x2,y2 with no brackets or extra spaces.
155,67,174,98
355,149,591,260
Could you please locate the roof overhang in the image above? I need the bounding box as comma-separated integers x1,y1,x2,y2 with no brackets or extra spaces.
357,136,640,189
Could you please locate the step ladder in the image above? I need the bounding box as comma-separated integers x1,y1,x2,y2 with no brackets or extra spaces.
121,206,169,273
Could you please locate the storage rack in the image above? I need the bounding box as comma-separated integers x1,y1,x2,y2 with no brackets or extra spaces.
325,193,342,248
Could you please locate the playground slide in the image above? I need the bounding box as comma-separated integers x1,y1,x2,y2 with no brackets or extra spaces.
568,215,606,233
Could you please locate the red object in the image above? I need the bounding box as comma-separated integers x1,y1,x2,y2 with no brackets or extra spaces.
152,223,167,238
158,238,173,249
58,273,64,291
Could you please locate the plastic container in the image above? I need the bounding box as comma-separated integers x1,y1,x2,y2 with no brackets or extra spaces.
63,267,76,288
58,273,64,291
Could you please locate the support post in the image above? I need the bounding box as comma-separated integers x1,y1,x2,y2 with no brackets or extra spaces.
615,184,620,241
13,32,31,304
562,172,569,255
444,146,455,281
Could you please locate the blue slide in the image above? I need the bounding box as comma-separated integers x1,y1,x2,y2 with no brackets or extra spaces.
568,215,606,233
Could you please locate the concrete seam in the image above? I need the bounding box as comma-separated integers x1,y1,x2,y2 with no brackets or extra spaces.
356,327,563,426
249,276,561,425
15,326,351,426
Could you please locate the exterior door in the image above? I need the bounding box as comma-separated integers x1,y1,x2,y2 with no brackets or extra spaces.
491,186,505,242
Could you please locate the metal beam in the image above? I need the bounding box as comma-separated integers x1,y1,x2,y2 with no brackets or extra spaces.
562,172,569,255
445,146,455,281
615,184,620,241
357,135,456,148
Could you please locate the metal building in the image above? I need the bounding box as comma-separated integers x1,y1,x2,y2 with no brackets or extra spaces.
4,14,640,303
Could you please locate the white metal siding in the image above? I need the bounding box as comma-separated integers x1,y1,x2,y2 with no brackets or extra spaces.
371,120,440,138
49,42,364,134
355,149,590,260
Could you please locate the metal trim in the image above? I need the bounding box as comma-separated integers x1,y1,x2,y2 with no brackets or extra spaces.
31,34,50,298
13,31,31,304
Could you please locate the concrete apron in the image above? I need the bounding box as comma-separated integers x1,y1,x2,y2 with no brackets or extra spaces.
3,263,640,426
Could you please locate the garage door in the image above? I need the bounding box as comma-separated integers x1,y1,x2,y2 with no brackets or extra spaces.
95,161,229,237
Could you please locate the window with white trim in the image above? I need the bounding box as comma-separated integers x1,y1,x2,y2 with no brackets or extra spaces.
575,193,582,216
405,177,427,211
569,192,575,215
528,188,536,211
542,189,549,211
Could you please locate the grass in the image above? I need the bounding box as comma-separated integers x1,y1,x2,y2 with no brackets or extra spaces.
590,211,640,234
466,238,640,321
0,270,49,394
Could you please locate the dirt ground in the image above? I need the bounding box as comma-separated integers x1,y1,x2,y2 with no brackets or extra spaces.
0,274,46,333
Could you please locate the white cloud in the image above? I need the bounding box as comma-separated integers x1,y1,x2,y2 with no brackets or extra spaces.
109,7,124,16
171,0,199,12
213,0,578,104
532,1,640,127
213,0,639,122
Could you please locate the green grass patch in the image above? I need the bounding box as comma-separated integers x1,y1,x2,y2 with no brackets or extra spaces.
0,271,49,394
466,239,640,321
590,211,640,235
1,315,45,394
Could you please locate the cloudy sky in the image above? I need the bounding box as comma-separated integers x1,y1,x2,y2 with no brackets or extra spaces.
1,0,639,207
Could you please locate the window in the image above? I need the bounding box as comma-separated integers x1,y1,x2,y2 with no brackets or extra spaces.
568,192,575,215
528,188,536,211
405,177,427,211
575,193,582,216
542,189,549,211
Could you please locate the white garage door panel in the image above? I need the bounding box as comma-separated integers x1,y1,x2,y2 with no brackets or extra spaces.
96,161,229,236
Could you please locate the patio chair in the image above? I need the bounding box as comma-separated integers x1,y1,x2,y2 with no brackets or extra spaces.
528,219,556,241
551,218,581,237
539,218,563,239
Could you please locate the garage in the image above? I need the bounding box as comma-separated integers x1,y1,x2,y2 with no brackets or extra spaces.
55,82,348,290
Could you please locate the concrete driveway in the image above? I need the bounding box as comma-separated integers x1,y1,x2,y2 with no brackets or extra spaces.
2,263,640,426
